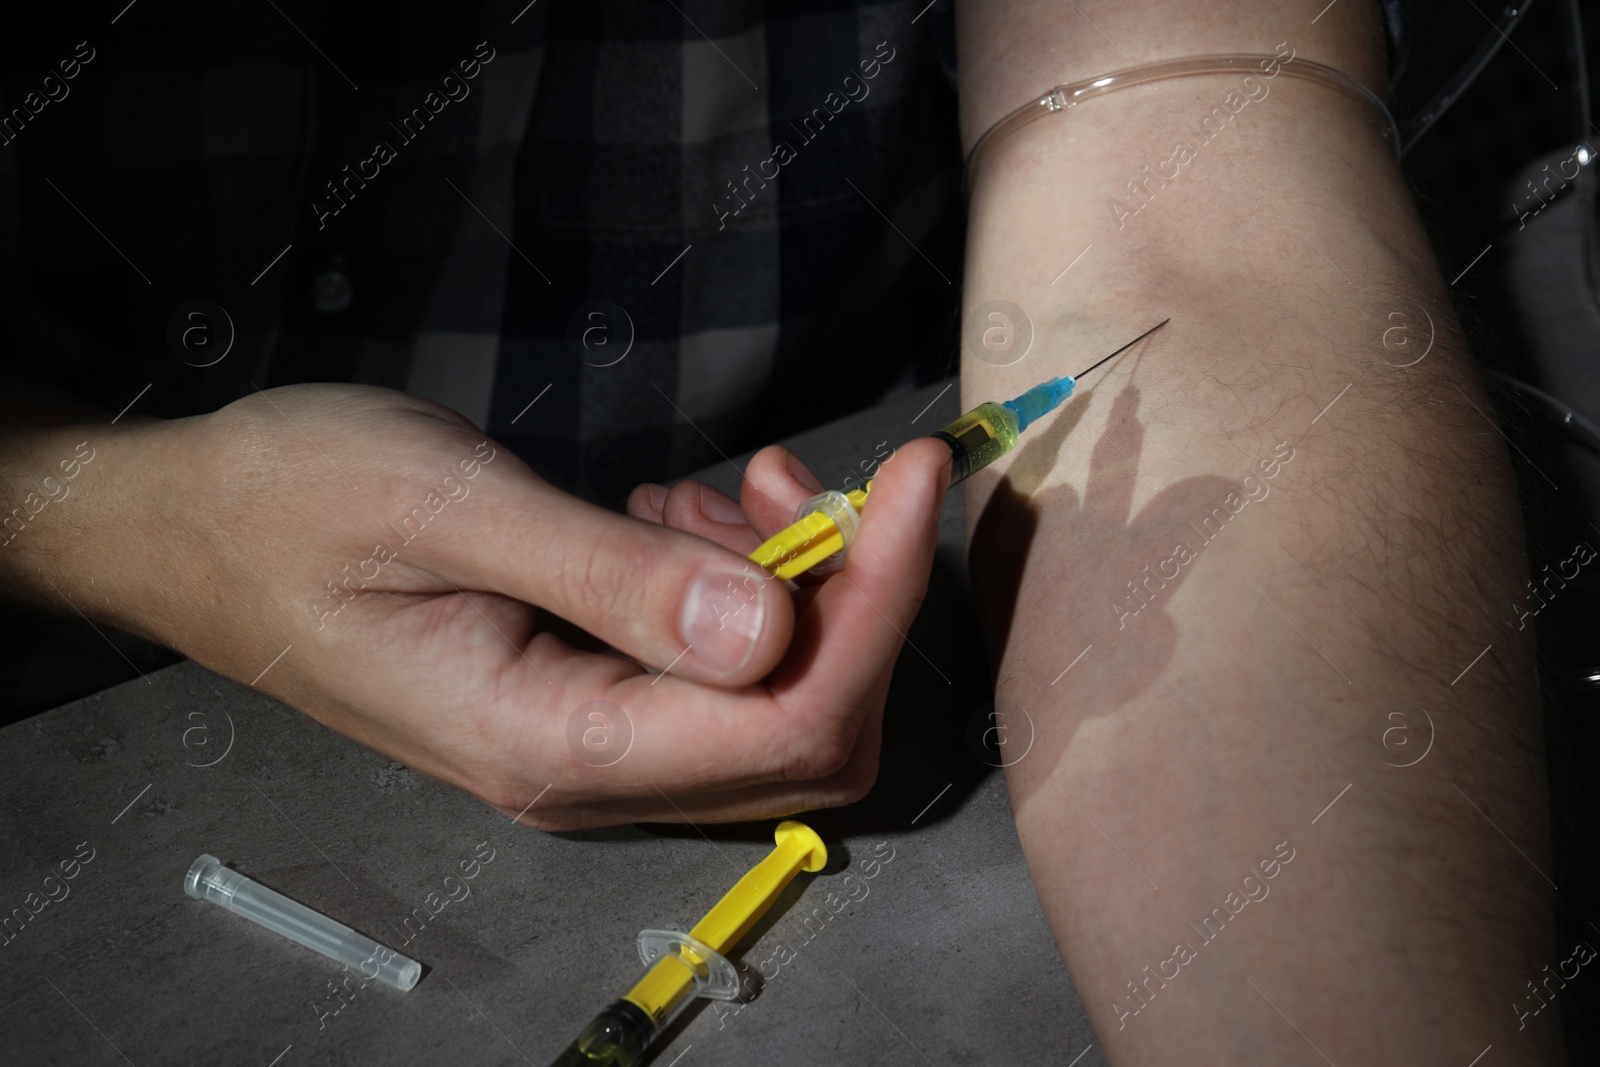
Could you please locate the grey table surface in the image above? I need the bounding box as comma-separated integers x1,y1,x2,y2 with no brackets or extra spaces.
0,381,1103,1067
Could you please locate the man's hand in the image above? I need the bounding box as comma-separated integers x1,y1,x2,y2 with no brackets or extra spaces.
1,383,951,828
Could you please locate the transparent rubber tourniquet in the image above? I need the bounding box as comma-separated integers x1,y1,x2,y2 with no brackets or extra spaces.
965,53,1400,189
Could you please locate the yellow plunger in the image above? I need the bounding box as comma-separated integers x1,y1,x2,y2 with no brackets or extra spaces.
549,821,828,1066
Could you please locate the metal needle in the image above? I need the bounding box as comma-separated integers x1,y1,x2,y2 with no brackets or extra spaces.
1074,317,1170,380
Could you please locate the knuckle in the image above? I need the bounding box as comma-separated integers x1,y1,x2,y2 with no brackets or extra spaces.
476,778,527,813
511,809,567,833
558,535,645,623
781,719,858,782
900,584,929,626
830,758,879,807
625,485,663,523
480,783,567,831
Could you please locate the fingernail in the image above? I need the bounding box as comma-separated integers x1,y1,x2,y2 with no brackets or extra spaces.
644,484,668,512
682,570,764,676
698,484,746,525
786,451,824,493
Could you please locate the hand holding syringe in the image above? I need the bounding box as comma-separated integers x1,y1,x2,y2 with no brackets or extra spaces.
747,319,1169,580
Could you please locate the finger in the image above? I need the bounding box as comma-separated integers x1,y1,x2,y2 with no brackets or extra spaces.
492,440,938,811
432,455,793,686
626,483,668,524
476,645,889,827
656,481,764,555
289,586,841,822
510,440,944,807
496,708,883,829
434,439,941,814
767,436,952,702
738,446,827,536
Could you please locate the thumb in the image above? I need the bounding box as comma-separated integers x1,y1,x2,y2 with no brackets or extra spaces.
436,467,795,686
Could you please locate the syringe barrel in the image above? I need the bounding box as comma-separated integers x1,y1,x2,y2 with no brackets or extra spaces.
548,999,655,1067
933,401,1020,487
185,854,420,991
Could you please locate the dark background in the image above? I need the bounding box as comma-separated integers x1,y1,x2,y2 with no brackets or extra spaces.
1399,0,1600,1058
3,0,1599,1056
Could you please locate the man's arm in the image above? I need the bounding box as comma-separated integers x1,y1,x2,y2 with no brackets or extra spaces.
0,370,953,827
957,2,1554,1062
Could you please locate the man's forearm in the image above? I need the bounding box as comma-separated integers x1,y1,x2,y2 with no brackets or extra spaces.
957,2,1552,1063
0,374,173,632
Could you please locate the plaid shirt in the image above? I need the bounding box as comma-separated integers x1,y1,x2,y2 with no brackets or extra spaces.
0,0,964,506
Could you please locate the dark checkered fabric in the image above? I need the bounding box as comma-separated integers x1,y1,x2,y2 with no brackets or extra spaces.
1,1,1418,507
0,1,965,506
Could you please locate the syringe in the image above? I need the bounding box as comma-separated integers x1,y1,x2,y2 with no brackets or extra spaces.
548,821,827,1067
749,318,1169,579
